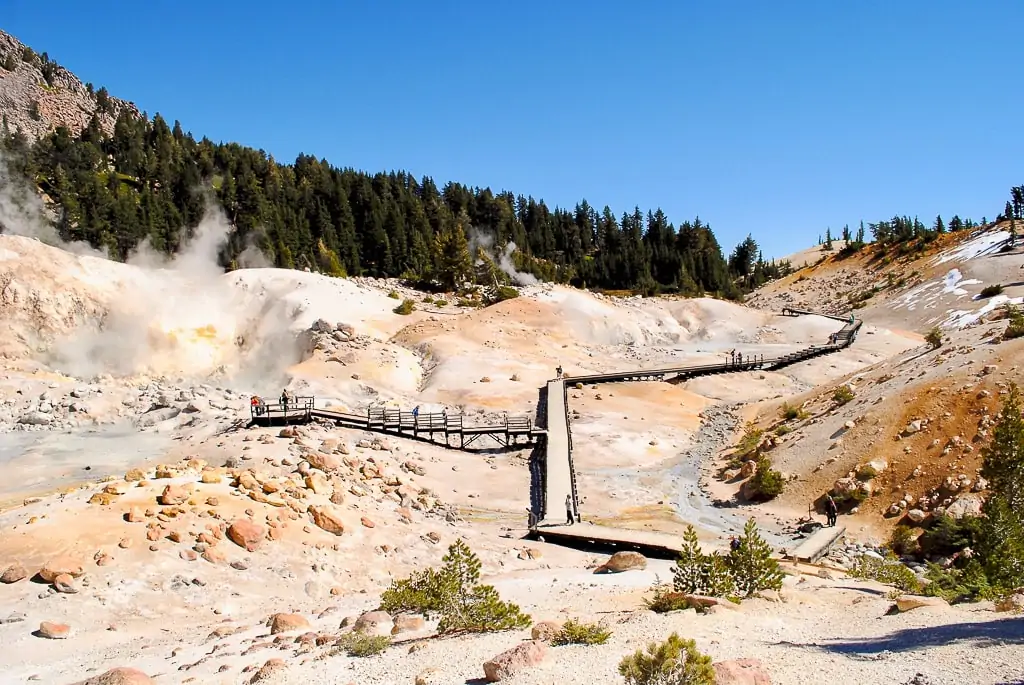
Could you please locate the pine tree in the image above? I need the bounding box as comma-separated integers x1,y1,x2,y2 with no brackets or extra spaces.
379,539,531,634
618,633,715,685
978,384,1024,589
672,525,736,596
726,518,784,596
431,216,473,291
823,228,833,251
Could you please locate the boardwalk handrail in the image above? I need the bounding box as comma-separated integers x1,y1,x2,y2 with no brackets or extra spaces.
250,395,315,422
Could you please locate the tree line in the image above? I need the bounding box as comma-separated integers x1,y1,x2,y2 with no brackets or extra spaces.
0,109,790,298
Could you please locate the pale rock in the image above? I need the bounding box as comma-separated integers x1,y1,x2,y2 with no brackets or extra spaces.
482,640,547,682
353,610,393,637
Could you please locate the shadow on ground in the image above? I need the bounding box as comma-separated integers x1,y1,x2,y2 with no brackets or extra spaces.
817,616,1024,654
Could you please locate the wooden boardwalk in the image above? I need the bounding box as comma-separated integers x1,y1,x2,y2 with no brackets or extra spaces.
785,524,847,563
247,309,860,559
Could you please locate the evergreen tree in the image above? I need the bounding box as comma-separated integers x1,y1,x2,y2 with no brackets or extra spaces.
672,525,736,597
823,228,833,251
978,384,1024,589
725,518,784,597
431,214,472,291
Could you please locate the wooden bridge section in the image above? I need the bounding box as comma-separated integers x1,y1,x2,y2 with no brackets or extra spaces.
251,400,543,450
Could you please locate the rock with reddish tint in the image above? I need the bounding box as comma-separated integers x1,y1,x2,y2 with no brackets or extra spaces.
76,667,156,685
53,573,78,594
530,620,564,642
270,613,311,634
306,451,341,472
308,505,345,535
202,548,226,564
360,517,376,528
125,507,146,523
595,551,647,573
158,484,189,505
353,610,393,637
249,658,287,683
482,640,547,682
38,621,71,639
38,556,84,583
227,519,266,552
391,614,425,635
712,658,773,684
1,562,28,584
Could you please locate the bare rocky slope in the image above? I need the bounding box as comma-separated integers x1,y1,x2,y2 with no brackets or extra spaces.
0,30,139,142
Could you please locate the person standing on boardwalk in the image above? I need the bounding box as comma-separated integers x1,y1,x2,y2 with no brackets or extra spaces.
565,494,575,525
280,389,289,414
825,494,838,527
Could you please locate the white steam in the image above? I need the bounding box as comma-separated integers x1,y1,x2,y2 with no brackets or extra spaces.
465,226,538,286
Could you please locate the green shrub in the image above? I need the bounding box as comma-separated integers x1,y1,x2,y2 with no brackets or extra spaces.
918,515,984,557
435,299,448,307
922,559,995,603
456,298,479,308
333,632,390,657
726,519,784,597
644,585,695,613
855,464,878,480
1004,305,1024,340
387,289,400,299
747,458,785,500
848,555,921,593
551,619,612,646
774,425,792,436
672,526,736,597
730,422,763,466
925,326,943,349
888,525,920,556
485,285,519,305
833,386,855,406
618,633,715,685
980,284,1004,298
779,403,806,421
378,539,531,634
393,299,415,315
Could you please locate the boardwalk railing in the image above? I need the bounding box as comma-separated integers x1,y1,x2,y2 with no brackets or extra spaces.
249,395,314,423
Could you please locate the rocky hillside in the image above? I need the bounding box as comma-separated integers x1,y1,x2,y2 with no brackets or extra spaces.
0,30,139,141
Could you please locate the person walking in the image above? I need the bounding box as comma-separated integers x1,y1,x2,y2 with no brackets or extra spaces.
280,389,289,414
565,494,575,525
730,535,741,552
825,494,838,527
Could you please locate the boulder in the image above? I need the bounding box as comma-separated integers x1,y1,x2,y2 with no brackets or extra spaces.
227,519,266,552
595,551,647,573
269,613,311,634
906,509,927,524
308,505,345,535
158,484,189,506
38,556,84,583
712,658,772,684
391,614,425,635
304,473,332,495
38,621,71,639
894,595,949,612
739,460,758,479
482,640,547,682
353,610,393,637
530,620,565,642
53,573,78,594
1,562,28,584
306,451,341,472
249,658,287,683
76,667,155,685
415,668,444,685
946,494,984,520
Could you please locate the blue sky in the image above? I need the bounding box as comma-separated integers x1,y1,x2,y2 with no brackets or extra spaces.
5,1,1023,259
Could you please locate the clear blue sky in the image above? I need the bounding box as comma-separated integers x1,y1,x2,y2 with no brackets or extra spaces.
5,1,1023,259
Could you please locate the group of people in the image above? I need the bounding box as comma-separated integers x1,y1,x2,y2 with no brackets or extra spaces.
728,350,763,366
249,389,297,416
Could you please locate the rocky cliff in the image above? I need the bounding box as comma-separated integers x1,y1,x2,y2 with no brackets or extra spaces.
0,30,139,141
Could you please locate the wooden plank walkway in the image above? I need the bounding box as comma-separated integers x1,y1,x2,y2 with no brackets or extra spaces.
785,524,847,563
540,379,576,526
532,522,688,558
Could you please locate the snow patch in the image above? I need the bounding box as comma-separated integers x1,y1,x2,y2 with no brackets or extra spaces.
932,229,1011,265
942,295,1024,329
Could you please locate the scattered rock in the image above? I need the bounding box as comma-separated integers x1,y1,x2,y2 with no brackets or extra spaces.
1,562,28,584
712,658,772,684
227,519,266,552
482,640,547,682
249,658,287,683
595,551,647,573
53,573,78,594
360,517,376,529
530,620,565,642
308,505,345,536
415,668,444,685
894,595,949,612
158,484,189,506
76,667,155,685
38,556,84,583
391,614,425,635
269,613,312,634
38,621,71,639
353,610,393,637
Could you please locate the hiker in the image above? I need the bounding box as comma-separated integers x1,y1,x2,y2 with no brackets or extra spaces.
527,508,538,530
565,494,575,525
825,494,838,527
556,365,563,379
730,536,741,552
280,389,289,414
412,405,420,418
